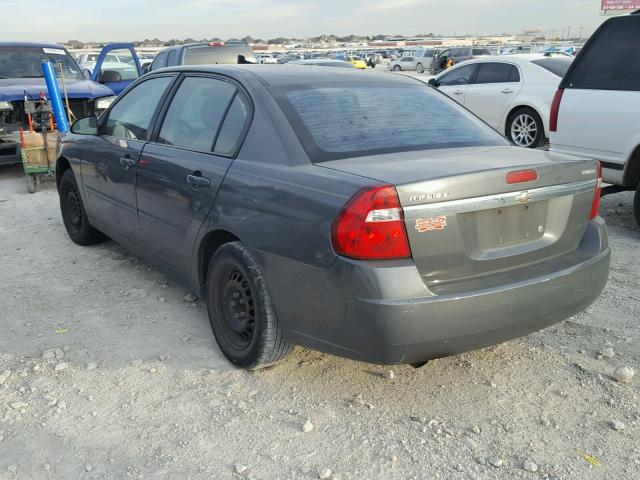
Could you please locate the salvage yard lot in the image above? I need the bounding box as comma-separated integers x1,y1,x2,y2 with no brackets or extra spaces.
0,165,638,480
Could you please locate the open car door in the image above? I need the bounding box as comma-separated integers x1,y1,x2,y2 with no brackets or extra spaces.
91,43,142,95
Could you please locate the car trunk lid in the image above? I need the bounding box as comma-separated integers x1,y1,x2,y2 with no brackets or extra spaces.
320,146,599,290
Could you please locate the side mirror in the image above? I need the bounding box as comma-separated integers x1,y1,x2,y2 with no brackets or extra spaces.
428,78,439,87
71,115,98,135
82,68,92,80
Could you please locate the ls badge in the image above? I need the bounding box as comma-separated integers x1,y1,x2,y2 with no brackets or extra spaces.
415,216,447,233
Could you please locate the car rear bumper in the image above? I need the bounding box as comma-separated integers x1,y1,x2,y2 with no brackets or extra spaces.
0,140,21,165
261,217,610,365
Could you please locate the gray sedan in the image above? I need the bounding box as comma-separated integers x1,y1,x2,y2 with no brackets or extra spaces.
56,66,610,369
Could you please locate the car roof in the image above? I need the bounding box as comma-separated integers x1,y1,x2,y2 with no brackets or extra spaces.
152,64,422,87
459,54,549,65
0,41,67,49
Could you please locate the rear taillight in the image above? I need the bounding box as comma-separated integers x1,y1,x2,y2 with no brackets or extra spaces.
590,161,602,220
331,185,411,260
549,88,564,132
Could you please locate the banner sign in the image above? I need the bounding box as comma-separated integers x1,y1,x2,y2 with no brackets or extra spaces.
602,0,640,10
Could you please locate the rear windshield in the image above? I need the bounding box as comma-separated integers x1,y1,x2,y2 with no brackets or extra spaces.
274,84,508,162
531,57,573,77
0,46,84,80
567,17,640,91
182,45,256,65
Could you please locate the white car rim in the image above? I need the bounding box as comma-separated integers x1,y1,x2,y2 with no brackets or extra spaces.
510,113,538,147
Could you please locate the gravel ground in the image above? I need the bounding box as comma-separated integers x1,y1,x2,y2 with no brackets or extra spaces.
0,165,638,480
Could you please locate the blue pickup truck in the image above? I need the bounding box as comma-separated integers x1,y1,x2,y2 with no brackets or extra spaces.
0,42,141,165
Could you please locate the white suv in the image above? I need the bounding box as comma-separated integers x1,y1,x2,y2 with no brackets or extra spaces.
550,12,640,227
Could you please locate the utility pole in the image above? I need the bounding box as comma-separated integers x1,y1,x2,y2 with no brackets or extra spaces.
579,26,584,40
567,26,571,40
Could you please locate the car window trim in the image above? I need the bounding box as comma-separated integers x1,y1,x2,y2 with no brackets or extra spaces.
148,72,254,159
98,73,178,141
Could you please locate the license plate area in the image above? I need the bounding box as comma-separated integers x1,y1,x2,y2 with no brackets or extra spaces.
473,202,548,249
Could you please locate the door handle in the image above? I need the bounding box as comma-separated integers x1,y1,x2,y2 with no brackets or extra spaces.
119,156,136,170
501,88,514,94
453,89,464,95
187,174,211,188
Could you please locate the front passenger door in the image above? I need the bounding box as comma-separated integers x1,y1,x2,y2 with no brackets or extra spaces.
136,75,251,274
80,76,174,241
435,64,477,105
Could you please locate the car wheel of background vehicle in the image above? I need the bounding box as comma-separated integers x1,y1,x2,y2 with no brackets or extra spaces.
507,107,544,148
207,242,293,370
393,65,401,71
58,169,104,245
25,174,36,194
634,183,640,229
416,63,424,73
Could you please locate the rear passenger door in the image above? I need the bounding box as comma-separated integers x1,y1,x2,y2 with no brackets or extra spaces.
135,74,251,274
465,62,522,129
436,64,477,105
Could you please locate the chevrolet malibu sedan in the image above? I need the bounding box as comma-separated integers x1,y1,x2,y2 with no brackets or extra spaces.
56,66,610,369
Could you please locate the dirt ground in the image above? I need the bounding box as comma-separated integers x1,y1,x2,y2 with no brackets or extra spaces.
0,164,638,480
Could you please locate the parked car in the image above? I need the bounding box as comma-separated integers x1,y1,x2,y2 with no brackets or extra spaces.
0,42,115,165
148,42,257,72
388,49,436,73
431,47,492,75
56,65,609,369
288,59,355,68
257,54,278,64
429,55,573,148
550,11,640,227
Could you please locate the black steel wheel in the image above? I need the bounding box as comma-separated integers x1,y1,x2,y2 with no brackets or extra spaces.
207,242,292,369
58,169,104,245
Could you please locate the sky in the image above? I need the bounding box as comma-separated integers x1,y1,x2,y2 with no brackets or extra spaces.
1,0,610,42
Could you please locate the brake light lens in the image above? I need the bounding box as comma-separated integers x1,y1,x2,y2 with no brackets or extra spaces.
331,185,411,260
549,88,564,132
506,169,538,184
590,161,602,220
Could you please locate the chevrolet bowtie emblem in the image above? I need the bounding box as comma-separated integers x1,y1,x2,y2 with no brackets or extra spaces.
516,191,534,204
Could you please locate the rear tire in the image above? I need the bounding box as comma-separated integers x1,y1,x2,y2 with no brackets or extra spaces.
507,107,545,148
393,65,401,71
634,183,640,229
58,169,104,245
207,242,293,370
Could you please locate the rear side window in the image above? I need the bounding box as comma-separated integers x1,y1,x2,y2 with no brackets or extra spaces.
158,77,236,153
150,51,167,71
275,84,507,162
531,58,572,77
166,50,178,67
568,17,640,91
214,94,250,156
101,76,172,140
474,63,519,84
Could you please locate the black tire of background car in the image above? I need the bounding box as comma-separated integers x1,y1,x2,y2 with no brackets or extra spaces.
506,107,545,149
207,242,293,369
58,169,105,245
634,184,640,229
416,63,424,74
393,65,401,71
25,174,36,194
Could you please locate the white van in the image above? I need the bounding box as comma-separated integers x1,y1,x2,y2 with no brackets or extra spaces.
549,11,640,227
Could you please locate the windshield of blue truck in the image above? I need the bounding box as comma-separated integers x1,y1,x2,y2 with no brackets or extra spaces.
0,46,84,80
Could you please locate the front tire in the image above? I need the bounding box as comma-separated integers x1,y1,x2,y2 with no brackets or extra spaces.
207,242,293,369
634,183,640,229
58,169,104,245
507,107,545,148
393,65,401,71
416,63,424,73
